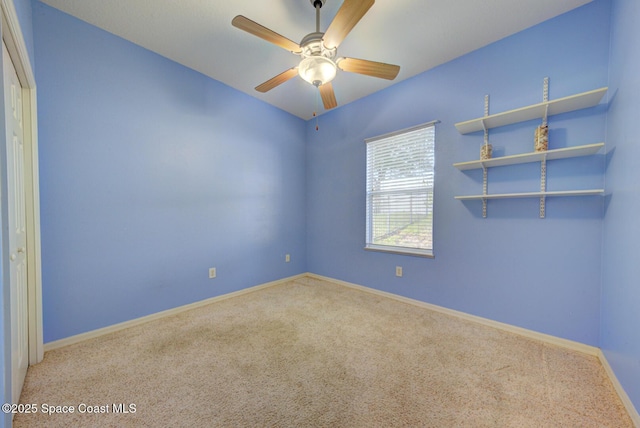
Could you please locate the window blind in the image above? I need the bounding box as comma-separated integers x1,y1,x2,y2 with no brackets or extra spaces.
365,122,436,257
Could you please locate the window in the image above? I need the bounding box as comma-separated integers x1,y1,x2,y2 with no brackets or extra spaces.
365,122,436,257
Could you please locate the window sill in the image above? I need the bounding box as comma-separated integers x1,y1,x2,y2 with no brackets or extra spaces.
364,244,434,258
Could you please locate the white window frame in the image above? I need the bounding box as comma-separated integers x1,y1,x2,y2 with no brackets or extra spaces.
365,121,437,258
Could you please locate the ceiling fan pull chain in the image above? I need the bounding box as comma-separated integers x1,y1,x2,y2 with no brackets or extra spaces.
314,90,320,131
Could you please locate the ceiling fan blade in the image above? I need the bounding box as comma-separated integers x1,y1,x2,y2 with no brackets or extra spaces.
232,15,301,53
319,82,338,110
323,0,375,49
337,57,400,80
255,68,299,93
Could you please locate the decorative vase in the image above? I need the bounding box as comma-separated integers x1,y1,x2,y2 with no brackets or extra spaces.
534,125,548,152
480,144,492,160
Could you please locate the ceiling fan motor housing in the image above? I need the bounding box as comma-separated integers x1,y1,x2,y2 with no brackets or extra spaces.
300,33,335,59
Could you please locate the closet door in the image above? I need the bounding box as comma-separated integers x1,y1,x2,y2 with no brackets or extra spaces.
3,40,28,405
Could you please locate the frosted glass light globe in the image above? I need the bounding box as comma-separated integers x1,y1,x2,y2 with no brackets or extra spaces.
298,56,337,86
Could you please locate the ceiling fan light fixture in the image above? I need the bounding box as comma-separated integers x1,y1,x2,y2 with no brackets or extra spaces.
298,56,337,86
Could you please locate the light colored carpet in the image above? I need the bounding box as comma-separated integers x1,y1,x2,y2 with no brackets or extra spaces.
15,277,633,427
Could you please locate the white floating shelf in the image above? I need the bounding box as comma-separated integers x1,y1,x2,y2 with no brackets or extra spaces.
455,189,604,200
453,143,605,171
455,87,608,134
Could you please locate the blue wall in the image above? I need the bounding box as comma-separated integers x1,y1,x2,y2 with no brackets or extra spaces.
601,0,640,412
33,2,307,343
306,0,610,347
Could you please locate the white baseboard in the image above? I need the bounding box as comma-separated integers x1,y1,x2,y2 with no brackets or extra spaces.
598,349,640,427
42,271,639,425
43,273,307,352
307,273,640,425
307,273,599,355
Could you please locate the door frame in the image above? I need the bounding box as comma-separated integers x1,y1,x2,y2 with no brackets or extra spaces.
1,0,43,366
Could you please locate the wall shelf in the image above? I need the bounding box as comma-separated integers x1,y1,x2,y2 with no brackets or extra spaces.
454,87,608,134
453,142,605,171
455,189,604,201
453,81,607,218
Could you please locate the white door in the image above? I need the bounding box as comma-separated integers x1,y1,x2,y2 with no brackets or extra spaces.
3,40,28,404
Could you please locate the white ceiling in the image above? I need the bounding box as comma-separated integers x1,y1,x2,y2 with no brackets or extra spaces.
39,0,592,120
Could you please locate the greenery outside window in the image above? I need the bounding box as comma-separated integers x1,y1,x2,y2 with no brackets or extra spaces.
365,122,436,257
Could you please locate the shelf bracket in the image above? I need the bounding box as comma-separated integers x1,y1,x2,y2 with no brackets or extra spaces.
542,77,549,126
483,94,490,145
482,166,488,218
539,77,550,218
482,95,489,218
540,156,547,218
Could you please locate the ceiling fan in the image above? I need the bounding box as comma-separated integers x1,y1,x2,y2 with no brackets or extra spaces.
232,0,400,111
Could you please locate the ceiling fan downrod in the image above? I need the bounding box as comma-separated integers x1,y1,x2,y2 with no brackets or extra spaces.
312,0,325,33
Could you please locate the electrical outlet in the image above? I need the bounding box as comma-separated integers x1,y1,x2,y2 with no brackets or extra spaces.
209,267,216,279
285,254,290,263
395,266,403,277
